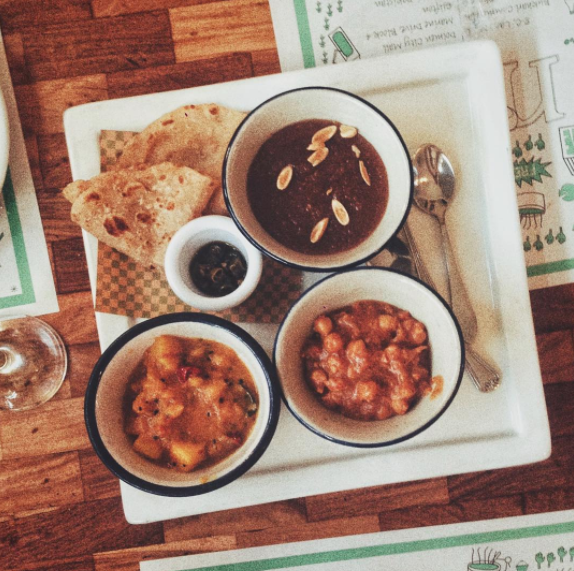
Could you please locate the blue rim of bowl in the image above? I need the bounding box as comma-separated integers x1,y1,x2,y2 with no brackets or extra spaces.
272,266,465,448
222,86,414,272
84,312,281,497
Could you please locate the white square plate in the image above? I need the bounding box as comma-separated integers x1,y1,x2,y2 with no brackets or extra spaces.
64,40,550,524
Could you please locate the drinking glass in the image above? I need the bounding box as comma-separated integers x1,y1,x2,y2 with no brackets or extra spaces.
0,315,67,411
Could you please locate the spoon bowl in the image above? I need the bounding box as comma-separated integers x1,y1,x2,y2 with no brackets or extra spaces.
413,144,456,223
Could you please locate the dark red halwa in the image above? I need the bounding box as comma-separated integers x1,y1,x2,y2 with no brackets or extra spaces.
301,300,435,421
247,119,388,255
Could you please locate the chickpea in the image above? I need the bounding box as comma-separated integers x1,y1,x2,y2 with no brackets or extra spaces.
346,339,368,361
378,314,398,335
324,332,344,353
310,369,328,393
407,320,427,345
355,380,378,402
313,315,333,336
326,354,344,375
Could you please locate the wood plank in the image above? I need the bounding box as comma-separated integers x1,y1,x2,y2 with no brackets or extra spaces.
78,449,121,502
524,487,574,514
68,342,102,398
0,452,83,516
0,0,92,32
42,291,99,345
15,75,108,136
171,0,276,62
377,495,524,531
52,238,91,295
4,497,163,570
448,434,574,501
107,53,253,99
305,479,450,522
250,48,281,77
3,557,95,571
236,515,380,549
36,194,84,241
164,499,307,542
0,397,89,460
94,536,236,571
23,11,175,82
37,133,72,192
536,330,574,384
530,283,574,333
92,0,217,18
544,382,574,438
3,33,29,85
24,135,44,192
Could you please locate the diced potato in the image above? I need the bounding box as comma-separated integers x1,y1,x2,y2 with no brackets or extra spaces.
133,434,163,460
200,379,227,404
169,441,206,471
147,335,183,375
125,414,145,436
210,352,228,367
187,375,203,389
159,398,184,418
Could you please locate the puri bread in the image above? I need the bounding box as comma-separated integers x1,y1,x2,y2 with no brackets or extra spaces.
114,103,246,215
63,162,215,268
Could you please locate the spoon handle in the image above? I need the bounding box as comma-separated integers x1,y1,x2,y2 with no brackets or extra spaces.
439,222,501,392
439,222,478,339
402,223,501,393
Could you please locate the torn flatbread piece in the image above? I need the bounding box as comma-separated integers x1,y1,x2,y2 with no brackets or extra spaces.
63,162,215,268
114,103,247,216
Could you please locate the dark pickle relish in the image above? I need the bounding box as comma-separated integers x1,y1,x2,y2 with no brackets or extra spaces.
189,241,247,297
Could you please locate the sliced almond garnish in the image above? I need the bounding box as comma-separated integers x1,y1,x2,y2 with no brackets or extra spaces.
308,146,329,167
276,165,293,190
326,187,333,196
310,217,329,243
340,125,358,138
311,125,337,146
307,142,324,151
359,160,371,186
332,199,350,226
351,145,361,158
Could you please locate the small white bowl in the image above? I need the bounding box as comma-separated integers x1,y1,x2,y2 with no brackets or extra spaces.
85,313,280,496
223,87,413,271
165,215,263,311
274,267,464,447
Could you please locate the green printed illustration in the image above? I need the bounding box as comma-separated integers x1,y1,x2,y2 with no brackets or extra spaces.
514,157,552,187
536,134,546,150
545,228,554,244
559,126,574,175
524,236,532,251
565,38,574,45
559,183,574,201
0,170,36,309
518,191,545,229
513,140,523,158
534,234,544,251
557,227,567,243
525,135,534,151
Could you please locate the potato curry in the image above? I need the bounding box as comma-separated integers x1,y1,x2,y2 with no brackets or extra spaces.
124,335,258,472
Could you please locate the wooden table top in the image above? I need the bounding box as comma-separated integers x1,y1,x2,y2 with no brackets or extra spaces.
1,2,573,570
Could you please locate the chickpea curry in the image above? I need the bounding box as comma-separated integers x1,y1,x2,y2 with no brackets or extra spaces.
301,300,435,421
124,335,258,472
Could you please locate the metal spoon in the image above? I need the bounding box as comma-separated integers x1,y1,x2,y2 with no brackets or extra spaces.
412,144,501,393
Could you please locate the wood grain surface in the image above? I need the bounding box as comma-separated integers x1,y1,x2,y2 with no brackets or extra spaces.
2,2,574,571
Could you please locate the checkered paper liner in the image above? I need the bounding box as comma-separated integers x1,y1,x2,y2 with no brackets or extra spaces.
94,130,302,323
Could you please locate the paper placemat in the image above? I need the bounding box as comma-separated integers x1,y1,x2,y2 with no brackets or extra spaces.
0,31,58,317
268,0,574,291
141,509,574,571
94,130,302,323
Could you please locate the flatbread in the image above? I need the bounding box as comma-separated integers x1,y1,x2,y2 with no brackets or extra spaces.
63,162,215,268
114,103,247,215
